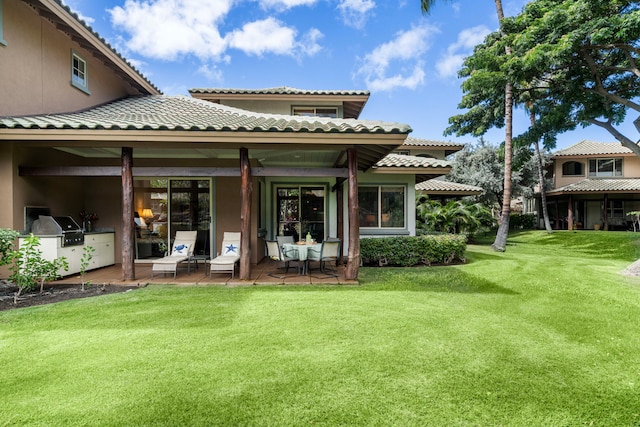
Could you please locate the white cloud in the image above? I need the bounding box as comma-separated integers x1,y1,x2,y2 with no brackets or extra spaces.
257,0,317,9
337,0,375,29
227,18,294,56
436,25,490,79
197,64,224,83
109,0,232,61
355,23,437,91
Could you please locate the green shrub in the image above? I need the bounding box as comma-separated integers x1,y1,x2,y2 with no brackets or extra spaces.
0,228,19,266
360,235,467,267
509,213,536,230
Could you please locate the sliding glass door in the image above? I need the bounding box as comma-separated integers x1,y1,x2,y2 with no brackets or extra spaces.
276,186,326,242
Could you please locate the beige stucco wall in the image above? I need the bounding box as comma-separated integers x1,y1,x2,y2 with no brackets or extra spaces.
0,0,135,116
220,99,344,117
554,154,640,188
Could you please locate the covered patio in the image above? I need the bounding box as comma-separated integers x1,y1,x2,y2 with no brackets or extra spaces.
51,260,356,287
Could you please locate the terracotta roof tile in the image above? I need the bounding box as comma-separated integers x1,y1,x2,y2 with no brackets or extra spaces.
549,178,640,193
402,137,465,148
0,96,411,134
416,180,483,193
374,153,451,168
189,87,369,97
553,140,632,156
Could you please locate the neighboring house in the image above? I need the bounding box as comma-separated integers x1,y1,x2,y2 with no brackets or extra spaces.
1,0,443,281
546,140,640,230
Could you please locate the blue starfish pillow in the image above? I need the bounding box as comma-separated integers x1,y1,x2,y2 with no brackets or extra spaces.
223,243,239,256
172,243,190,256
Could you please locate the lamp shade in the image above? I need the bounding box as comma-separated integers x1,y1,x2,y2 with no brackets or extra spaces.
141,208,154,218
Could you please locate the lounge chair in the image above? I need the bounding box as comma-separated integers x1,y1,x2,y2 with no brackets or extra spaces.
307,239,341,277
210,232,241,279
151,230,198,279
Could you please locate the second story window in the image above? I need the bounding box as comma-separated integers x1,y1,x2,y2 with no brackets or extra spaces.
589,158,622,177
71,51,90,94
292,107,338,118
562,161,584,176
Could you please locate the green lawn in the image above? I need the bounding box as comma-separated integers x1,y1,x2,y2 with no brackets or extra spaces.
1,231,640,426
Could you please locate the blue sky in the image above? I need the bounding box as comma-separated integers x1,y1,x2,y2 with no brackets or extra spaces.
63,0,635,151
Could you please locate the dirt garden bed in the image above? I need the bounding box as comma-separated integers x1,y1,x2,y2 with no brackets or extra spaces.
0,281,141,311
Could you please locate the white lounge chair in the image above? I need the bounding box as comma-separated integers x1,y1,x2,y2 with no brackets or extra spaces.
210,232,241,279
151,230,198,279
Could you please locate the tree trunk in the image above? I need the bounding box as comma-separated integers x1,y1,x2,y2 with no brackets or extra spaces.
121,147,135,280
491,0,512,252
529,110,553,233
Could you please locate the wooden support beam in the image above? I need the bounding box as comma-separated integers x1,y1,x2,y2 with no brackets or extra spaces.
121,147,135,280
345,148,359,280
240,148,252,280
336,177,344,266
567,195,574,231
603,194,609,231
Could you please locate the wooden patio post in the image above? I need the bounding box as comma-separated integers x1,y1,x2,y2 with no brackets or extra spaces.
554,200,559,230
336,177,344,266
345,148,359,280
567,195,574,231
603,194,609,231
121,147,135,280
240,147,252,280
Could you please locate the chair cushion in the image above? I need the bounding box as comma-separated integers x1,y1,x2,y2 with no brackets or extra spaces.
172,243,191,256
222,242,240,256
211,254,240,265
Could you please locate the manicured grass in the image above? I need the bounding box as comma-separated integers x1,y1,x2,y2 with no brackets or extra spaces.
1,230,640,426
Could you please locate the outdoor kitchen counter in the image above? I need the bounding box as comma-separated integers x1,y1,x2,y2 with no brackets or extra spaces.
19,230,115,276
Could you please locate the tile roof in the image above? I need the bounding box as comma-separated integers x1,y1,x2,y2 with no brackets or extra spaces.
374,154,451,168
548,178,640,193
0,95,411,134
415,180,483,194
553,140,632,157
189,87,369,97
402,137,465,148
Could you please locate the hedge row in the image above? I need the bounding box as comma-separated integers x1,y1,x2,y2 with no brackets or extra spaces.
360,235,467,267
509,213,537,230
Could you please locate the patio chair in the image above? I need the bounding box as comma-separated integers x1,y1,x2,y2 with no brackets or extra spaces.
210,232,241,279
151,230,198,279
307,239,341,277
265,239,302,278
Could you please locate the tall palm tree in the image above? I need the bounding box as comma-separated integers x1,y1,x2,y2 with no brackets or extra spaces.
421,0,514,251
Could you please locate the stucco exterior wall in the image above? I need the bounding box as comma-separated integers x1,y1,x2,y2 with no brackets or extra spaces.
554,154,640,188
0,0,134,116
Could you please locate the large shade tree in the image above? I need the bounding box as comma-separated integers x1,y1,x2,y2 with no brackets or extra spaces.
501,0,640,155
421,0,515,251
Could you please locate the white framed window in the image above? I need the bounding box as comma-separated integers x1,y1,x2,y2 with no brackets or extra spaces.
0,0,7,46
589,158,622,177
70,51,90,94
358,185,406,228
292,106,338,118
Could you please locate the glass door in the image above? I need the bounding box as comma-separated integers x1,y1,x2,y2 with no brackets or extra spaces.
169,179,212,257
276,186,325,242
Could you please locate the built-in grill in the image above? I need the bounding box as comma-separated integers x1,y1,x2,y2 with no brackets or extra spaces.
32,215,84,247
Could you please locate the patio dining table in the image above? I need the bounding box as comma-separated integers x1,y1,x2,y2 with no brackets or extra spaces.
282,242,322,275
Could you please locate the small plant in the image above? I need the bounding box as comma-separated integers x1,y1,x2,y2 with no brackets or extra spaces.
0,228,20,266
80,245,95,291
9,234,68,304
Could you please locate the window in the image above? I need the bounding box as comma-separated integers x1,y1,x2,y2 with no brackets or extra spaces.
292,107,338,118
70,51,90,94
589,158,622,177
562,161,584,176
0,0,6,46
358,185,406,228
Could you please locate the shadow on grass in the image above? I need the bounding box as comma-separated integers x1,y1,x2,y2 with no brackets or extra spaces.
357,267,518,295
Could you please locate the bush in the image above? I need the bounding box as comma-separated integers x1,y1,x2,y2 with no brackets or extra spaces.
360,235,467,267
510,213,537,230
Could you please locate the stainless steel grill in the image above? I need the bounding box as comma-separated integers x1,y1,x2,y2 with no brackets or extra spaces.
32,215,84,246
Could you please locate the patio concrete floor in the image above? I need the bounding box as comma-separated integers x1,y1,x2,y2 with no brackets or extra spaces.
52,260,357,287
